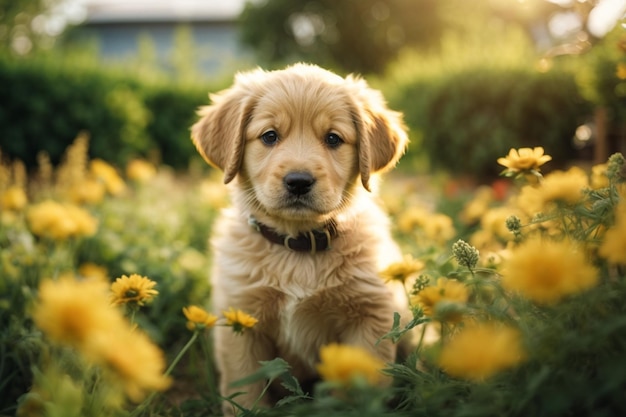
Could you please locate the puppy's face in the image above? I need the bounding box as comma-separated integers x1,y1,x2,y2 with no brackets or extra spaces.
192,64,408,228
242,77,359,222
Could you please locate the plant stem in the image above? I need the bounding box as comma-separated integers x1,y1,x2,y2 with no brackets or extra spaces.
164,330,199,377
129,307,137,327
200,333,217,396
251,380,273,411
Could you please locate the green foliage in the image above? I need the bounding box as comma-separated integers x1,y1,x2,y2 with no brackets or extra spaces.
2,9,626,414
0,0,64,53
384,30,591,178
236,0,595,77
0,152,218,414
74,176,217,347
0,53,216,169
3,136,626,416
0,55,136,166
143,85,208,168
238,0,443,75
576,26,626,122
371,155,626,417
417,68,585,178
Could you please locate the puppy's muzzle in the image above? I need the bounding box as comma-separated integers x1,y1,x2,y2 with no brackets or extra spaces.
283,171,316,196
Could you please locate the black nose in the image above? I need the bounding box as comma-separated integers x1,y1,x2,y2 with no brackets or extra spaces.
283,171,316,196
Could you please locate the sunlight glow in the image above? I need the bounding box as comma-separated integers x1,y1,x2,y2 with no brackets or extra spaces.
548,11,582,38
588,0,626,37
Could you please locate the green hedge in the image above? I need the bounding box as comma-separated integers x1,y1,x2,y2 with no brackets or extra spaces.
0,55,215,169
389,67,592,179
0,47,608,178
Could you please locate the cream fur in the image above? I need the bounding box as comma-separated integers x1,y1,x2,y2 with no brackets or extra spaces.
191,63,409,415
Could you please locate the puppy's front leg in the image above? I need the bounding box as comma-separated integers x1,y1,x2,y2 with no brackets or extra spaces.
214,326,273,416
343,307,397,366
333,287,398,369
299,284,397,368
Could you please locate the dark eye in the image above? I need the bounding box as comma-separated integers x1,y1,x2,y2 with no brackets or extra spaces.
260,130,279,146
325,133,343,148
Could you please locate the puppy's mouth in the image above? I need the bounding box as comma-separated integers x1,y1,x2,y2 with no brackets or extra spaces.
247,171,344,220
280,195,323,213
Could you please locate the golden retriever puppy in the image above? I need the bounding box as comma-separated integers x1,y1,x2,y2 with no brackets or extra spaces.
191,63,408,415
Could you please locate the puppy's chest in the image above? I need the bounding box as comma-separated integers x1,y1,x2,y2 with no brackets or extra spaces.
270,286,340,368
242,253,344,337
245,247,339,292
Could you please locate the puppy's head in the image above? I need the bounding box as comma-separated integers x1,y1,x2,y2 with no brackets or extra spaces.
192,64,408,226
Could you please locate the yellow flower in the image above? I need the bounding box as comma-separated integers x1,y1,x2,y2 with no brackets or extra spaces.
78,262,109,282
32,275,170,401
438,323,525,381
469,229,500,252
223,307,258,333
33,275,126,353
183,305,218,331
412,278,469,322
379,254,424,283
421,213,456,244
514,167,589,216
111,274,158,307
396,206,430,233
501,236,599,304
399,207,456,244
617,62,626,80
479,206,522,241
590,163,609,190
480,248,511,268
540,167,589,204
1,186,28,211
598,202,626,264
65,204,99,236
316,343,385,385
90,159,126,195
54,133,89,190
97,326,171,401
459,186,494,225
497,147,552,175
26,200,98,240
126,159,157,183
67,178,106,205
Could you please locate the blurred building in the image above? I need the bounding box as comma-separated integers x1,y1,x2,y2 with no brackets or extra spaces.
70,0,251,76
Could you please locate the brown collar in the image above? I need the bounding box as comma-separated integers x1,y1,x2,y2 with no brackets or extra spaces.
248,216,337,254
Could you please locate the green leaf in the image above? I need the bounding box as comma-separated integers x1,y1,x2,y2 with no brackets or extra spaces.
280,371,304,396
378,312,429,344
230,357,292,387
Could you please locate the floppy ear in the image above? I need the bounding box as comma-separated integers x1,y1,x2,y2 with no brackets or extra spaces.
191,84,255,184
348,76,409,191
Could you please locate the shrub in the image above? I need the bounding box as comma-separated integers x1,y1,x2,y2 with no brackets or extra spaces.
383,28,592,179
0,55,146,167
143,85,209,168
389,67,590,179
0,53,216,169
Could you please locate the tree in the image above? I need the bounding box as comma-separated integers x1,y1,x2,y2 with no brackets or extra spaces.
0,0,70,55
238,0,442,75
